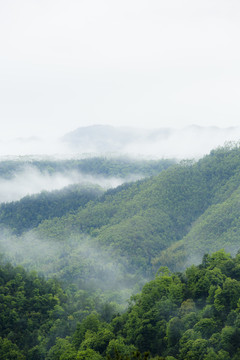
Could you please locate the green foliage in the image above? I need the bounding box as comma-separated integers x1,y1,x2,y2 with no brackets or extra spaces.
100,250,240,359
0,337,25,360
76,348,103,360
0,184,103,235
46,337,77,360
3,249,240,359
0,261,66,359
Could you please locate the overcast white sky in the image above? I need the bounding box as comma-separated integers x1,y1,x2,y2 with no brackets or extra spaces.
0,0,240,140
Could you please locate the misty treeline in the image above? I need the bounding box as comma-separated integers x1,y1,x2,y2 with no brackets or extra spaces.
0,157,175,180
0,156,175,203
2,145,240,358
0,184,104,235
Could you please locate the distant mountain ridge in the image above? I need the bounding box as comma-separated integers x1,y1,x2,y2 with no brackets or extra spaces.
61,124,240,158
1,124,240,158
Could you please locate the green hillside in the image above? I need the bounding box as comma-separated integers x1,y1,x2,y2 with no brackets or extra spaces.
2,144,240,297
0,184,103,235
32,144,240,275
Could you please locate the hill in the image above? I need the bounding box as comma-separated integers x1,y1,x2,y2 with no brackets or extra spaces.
2,144,240,297
21,143,240,278
30,143,240,271
0,184,103,235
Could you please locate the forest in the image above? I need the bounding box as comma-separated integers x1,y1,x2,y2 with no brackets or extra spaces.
1,145,240,358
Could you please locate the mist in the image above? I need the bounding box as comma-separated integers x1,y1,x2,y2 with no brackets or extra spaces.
0,136,69,157
1,125,239,159
0,229,143,303
123,126,240,159
0,166,139,203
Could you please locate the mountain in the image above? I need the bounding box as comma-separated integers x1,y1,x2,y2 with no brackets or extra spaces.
0,156,175,296
0,156,174,203
62,125,147,153
2,124,240,158
61,124,240,158
3,143,240,277
0,184,103,235
18,143,239,278
3,144,240,280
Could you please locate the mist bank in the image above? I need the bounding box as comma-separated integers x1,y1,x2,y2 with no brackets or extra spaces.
0,229,145,303
0,157,174,203
64,124,240,159
0,167,133,203
1,124,240,158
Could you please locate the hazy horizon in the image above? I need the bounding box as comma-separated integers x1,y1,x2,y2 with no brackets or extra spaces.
1,0,240,142
0,123,239,159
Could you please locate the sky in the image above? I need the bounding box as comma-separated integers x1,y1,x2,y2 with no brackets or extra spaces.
0,0,240,140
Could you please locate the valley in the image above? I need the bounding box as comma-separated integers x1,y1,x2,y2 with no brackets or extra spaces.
1,142,240,358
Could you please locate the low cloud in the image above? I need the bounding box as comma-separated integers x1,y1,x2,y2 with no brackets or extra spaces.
123,126,240,159
0,166,139,203
0,229,140,302
62,125,240,159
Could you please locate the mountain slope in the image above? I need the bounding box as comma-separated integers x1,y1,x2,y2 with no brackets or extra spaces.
2,144,240,280
33,144,240,275
0,184,103,235
159,181,240,271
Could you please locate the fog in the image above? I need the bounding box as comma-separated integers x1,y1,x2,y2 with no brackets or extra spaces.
1,125,240,159
0,124,238,203
0,136,70,157
1,1,240,136
124,126,240,159
0,229,143,302
0,166,139,203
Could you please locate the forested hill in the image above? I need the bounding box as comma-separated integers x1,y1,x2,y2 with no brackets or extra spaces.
31,144,240,275
2,144,240,278
0,184,103,235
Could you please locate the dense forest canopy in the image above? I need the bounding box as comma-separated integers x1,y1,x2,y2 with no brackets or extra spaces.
2,250,240,359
